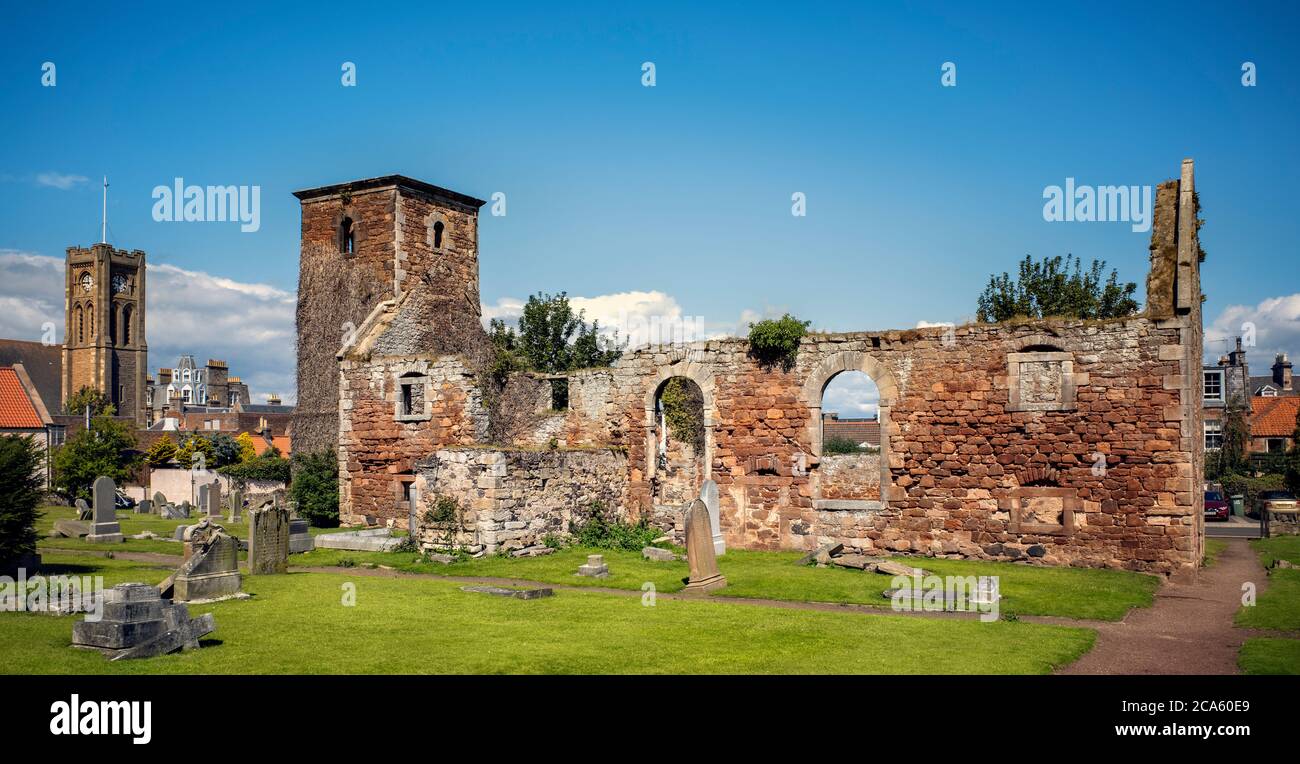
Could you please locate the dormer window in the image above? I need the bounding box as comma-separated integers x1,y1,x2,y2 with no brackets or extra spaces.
340,217,355,255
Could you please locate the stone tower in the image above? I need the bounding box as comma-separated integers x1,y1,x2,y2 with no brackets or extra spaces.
292,176,486,456
62,243,148,425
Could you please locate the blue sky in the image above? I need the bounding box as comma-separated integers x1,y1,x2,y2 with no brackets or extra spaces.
2,1,1298,404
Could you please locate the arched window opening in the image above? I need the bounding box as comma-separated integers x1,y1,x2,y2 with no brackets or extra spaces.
340,217,355,255
432,220,444,249
122,304,133,345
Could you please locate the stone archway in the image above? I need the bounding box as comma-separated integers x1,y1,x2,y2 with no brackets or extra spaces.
643,361,717,484
802,351,900,507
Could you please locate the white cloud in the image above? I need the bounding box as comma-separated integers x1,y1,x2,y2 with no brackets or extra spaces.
1206,293,1300,365
0,250,297,404
822,370,879,418
35,172,89,190
483,290,755,348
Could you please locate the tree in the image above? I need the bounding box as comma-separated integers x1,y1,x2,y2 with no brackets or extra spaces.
1208,395,1251,480
976,254,1139,323
0,435,44,574
290,450,339,527
571,319,622,369
748,314,811,370
144,435,178,467
51,408,136,501
175,435,216,472
207,433,241,468
1286,407,1300,496
513,291,621,373
235,432,259,464
65,387,110,416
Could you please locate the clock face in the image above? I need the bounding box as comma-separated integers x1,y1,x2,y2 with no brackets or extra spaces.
112,274,129,294
79,272,93,293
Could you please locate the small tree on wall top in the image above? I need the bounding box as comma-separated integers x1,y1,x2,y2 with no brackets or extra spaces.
976,254,1139,322
747,314,810,371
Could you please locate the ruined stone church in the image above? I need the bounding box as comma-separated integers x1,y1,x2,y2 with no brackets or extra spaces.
294,161,1205,577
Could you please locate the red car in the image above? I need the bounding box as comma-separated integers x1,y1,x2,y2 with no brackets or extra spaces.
1204,490,1230,521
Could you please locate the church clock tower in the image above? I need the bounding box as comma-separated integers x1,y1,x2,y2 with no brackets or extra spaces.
62,243,148,426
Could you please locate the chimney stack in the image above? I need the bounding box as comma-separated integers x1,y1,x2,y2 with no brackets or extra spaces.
1274,353,1293,391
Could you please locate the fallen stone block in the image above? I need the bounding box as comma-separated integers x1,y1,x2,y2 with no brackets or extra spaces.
51,520,90,539
460,585,553,600
641,546,680,562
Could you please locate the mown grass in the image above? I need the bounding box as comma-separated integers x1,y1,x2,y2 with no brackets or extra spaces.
1238,638,1300,675
1236,536,1300,632
296,545,1158,621
35,506,362,556
1,552,1095,675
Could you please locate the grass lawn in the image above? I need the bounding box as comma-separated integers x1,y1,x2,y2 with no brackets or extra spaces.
1238,638,1300,675
296,545,1158,621
1,552,1095,675
1235,536,1300,632
35,505,362,556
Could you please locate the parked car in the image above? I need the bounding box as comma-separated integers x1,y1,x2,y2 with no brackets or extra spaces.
114,490,136,510
1204,490,1230,522
1254,490,1298,519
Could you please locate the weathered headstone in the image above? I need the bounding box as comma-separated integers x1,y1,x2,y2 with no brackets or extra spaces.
699,479,724,556
137,498,152,515
577,554,609,578
683,499,726,593
178,500,193,517
174,520,241,601
204,482,222,519
160,502,186,520
153,491,167,507
51,520,90,538
288,517,313,554
228,488,243,522
173,524,190,541
75,498,92,521
86,476,123,544
72,582,215,660
248,505,290,574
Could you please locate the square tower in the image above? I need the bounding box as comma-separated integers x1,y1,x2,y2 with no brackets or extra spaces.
291,176,486,456
63,243,149,425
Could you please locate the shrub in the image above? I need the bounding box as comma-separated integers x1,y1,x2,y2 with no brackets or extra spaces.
144,435,177,467
423,495,462,525
570,501,659,551
235,432,259,463
0,435,44,574
823,436,869,455
290,450,339,527
51,407,136,502
219,454,291,484
747,314,810,370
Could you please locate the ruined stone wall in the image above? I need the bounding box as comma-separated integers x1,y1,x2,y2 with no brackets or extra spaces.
817,452,882,500
412,447,629,554
338,354,487,524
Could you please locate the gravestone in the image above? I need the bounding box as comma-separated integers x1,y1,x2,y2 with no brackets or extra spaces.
683,499,726,593
160,502,186,520
204,482,222,519
86,476,123,544
173,524,190,541
75,498,92,521
577,554,609,578
288,517,313,554
137,499,152,515
229,488,243,522
174,520,241,601
51,520,90,538
72,583,215,660
699,479,724,556
248,505,290,574
178,500,193,517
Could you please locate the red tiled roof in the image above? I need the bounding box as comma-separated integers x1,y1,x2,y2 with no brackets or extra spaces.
823,419,881,446
1252,396,1300,438
0,367,45,429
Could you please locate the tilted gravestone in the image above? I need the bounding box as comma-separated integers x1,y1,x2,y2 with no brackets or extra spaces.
160,502,186,520
699,479,724,556
174,520,241,601
75,498,92,521
248,505,290,574
683,499,726,593
153,491,167,507
86,476,123,544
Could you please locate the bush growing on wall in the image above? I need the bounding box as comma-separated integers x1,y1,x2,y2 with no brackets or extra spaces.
0,435,44,574
747,314,810,370
290,450,339,527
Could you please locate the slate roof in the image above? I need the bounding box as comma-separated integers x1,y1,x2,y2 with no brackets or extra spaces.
0,339,62,413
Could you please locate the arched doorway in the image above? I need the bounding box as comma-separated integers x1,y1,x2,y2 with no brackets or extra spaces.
650,376,706,505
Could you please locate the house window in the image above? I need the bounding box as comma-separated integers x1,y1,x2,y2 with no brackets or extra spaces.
1203,371,1224,401
1260,386,1278,397
1267,438,1287,453
182,385,193,404
340,217,355,255
1204,421,1224,450
49,426,66,446
395,372,430,421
